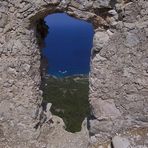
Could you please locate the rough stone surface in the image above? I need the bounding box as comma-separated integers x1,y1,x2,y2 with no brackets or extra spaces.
93,31,110,52
112,128,148,148
0,0,148,147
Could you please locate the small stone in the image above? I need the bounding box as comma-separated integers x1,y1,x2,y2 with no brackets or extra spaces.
108,10,117,15
107,29,114,36
93,31,109,51
23,63,31,72
91,99,121,120
125,32,140,47
90,135,97,143
9,7,15,13
7,67,17,75
112,136,131,148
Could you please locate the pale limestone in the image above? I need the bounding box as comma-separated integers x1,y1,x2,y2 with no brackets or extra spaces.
0,0,148,147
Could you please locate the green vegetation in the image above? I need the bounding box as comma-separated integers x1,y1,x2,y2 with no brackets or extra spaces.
42,75,90,133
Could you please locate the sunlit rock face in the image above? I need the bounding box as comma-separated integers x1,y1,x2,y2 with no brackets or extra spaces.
0,0,148,148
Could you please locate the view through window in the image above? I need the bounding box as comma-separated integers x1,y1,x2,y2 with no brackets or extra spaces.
40,13,94,132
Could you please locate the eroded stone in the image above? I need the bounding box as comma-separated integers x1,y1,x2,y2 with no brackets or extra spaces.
0,0,148,147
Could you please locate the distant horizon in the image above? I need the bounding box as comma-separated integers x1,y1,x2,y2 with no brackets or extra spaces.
43,13,94,77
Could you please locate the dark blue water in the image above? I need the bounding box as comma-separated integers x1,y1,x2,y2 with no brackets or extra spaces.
43,13,94,77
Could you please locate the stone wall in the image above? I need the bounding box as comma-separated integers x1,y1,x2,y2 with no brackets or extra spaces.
0,0,148,147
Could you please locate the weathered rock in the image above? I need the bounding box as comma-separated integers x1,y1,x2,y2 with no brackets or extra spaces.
112,128,148,148
125,32,140,47
91,99,121,120
108,10,117,16
112,136,131,148
0,0,148,147
93,0,111,8
93,31,109,52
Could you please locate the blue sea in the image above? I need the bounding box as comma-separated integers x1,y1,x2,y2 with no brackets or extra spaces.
43,13,94,77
